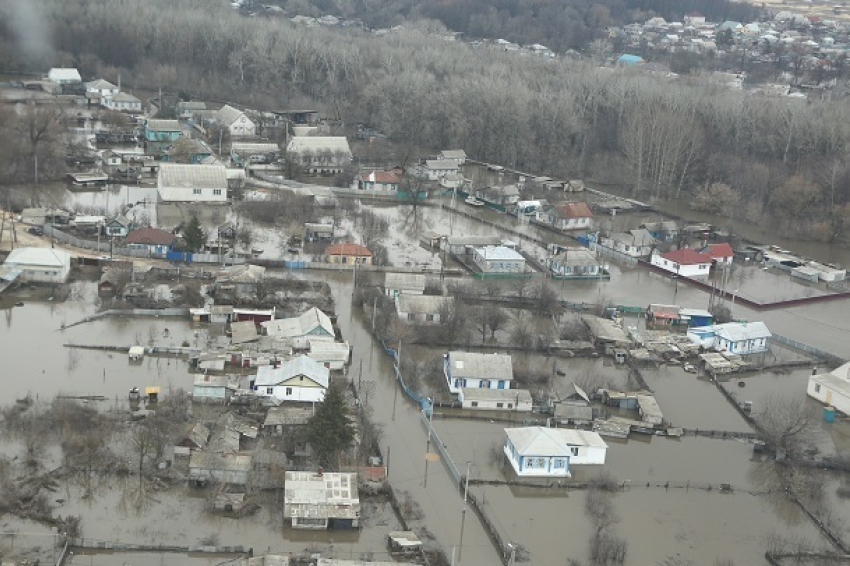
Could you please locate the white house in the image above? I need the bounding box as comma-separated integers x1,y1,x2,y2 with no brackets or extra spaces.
444,351,513,395
254,355,329,403
157,163,228,203
106,92,142,113
437,149,467,166
808,362,850,416
217,105,256,138
503,427,608,477
650,248,713,278
597,229,657,258
472,246,526,275
415,159,459,181
47,68,81,85
262,306,335,349
548,248,604,278
286,136,352,174
687,322,771,355
460,388,532,412
384,273,426,297
86,78,119,98
396,295,452,324
3,247,71,283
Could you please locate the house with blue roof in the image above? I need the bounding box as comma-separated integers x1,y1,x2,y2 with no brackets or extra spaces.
616,53,645,67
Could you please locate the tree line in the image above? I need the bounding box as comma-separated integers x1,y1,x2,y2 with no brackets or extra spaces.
2,0,850,240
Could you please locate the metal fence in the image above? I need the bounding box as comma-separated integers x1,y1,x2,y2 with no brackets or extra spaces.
771,334,845,365
589,242,639,266
420,411,462,486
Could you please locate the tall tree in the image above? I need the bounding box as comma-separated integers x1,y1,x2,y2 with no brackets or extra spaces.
183,216,207,252
307,382,355,469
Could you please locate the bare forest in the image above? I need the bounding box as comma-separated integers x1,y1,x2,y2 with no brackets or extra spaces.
2,0,850,240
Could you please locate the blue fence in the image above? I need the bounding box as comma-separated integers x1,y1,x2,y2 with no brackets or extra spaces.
379,339,429,409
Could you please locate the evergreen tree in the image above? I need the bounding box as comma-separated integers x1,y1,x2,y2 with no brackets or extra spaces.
307,382,355,469
183,216,207,253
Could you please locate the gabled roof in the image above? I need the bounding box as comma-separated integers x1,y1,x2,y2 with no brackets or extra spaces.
326,243,372,257
551,247,599,266
555,202,593,219
475,246,524,261
660,248,712,266
254,355,330,388
447,351,513,381
262,307,333,339
217,104,250,126
87,78,117,90
145,119,181,132
286,136,351,155
703,243,734,259
713,321,771,342
158,163,228,190
504,427,607,456
5,247,70,268
360,168,401,184
124,227,175,246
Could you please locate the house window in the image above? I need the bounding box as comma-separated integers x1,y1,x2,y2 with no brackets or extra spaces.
570,447,579,456
266,387,273,395
213,189,222,196
193,188,202,195
815,384,821,393
285,387,293,395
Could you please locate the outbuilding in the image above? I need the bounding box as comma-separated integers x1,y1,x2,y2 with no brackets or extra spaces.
2,247,71,284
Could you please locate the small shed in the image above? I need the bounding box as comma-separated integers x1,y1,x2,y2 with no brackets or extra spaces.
388,531,423,557
129,346,145,361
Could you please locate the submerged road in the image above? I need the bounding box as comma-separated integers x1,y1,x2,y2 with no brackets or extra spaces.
316,272,504,565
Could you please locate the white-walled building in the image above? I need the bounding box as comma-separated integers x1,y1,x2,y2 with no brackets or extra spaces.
503,427,608,477
650,248,713,278
254,355,329,403
3,247,71,283
157,163,228,202
444,351,513,395
217,105,256,138
808,362,850,416
687,322,771,355
460,388,532,411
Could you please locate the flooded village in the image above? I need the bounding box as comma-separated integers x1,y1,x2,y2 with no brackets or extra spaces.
2,67,850,566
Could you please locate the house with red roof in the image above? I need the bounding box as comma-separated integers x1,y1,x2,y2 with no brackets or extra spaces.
650,248,712,278
325,242,372,265
124,227,176,255
701,243,734,267
357,168,401,192
551,202,593,231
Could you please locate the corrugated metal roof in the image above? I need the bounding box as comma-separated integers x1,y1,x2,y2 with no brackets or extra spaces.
255,355,330,387
286,136,351,155
505,427,608,456
447,351,513,381
158,163,228,189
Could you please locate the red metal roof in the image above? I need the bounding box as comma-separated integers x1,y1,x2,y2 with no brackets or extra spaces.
704,243,733,258
661,248,712,265
326,242,372,257
361,169,401,184
124,227,176,246
555,202,593,219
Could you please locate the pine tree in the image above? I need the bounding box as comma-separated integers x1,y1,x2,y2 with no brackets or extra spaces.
307,381,355,469
183,216,207,253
